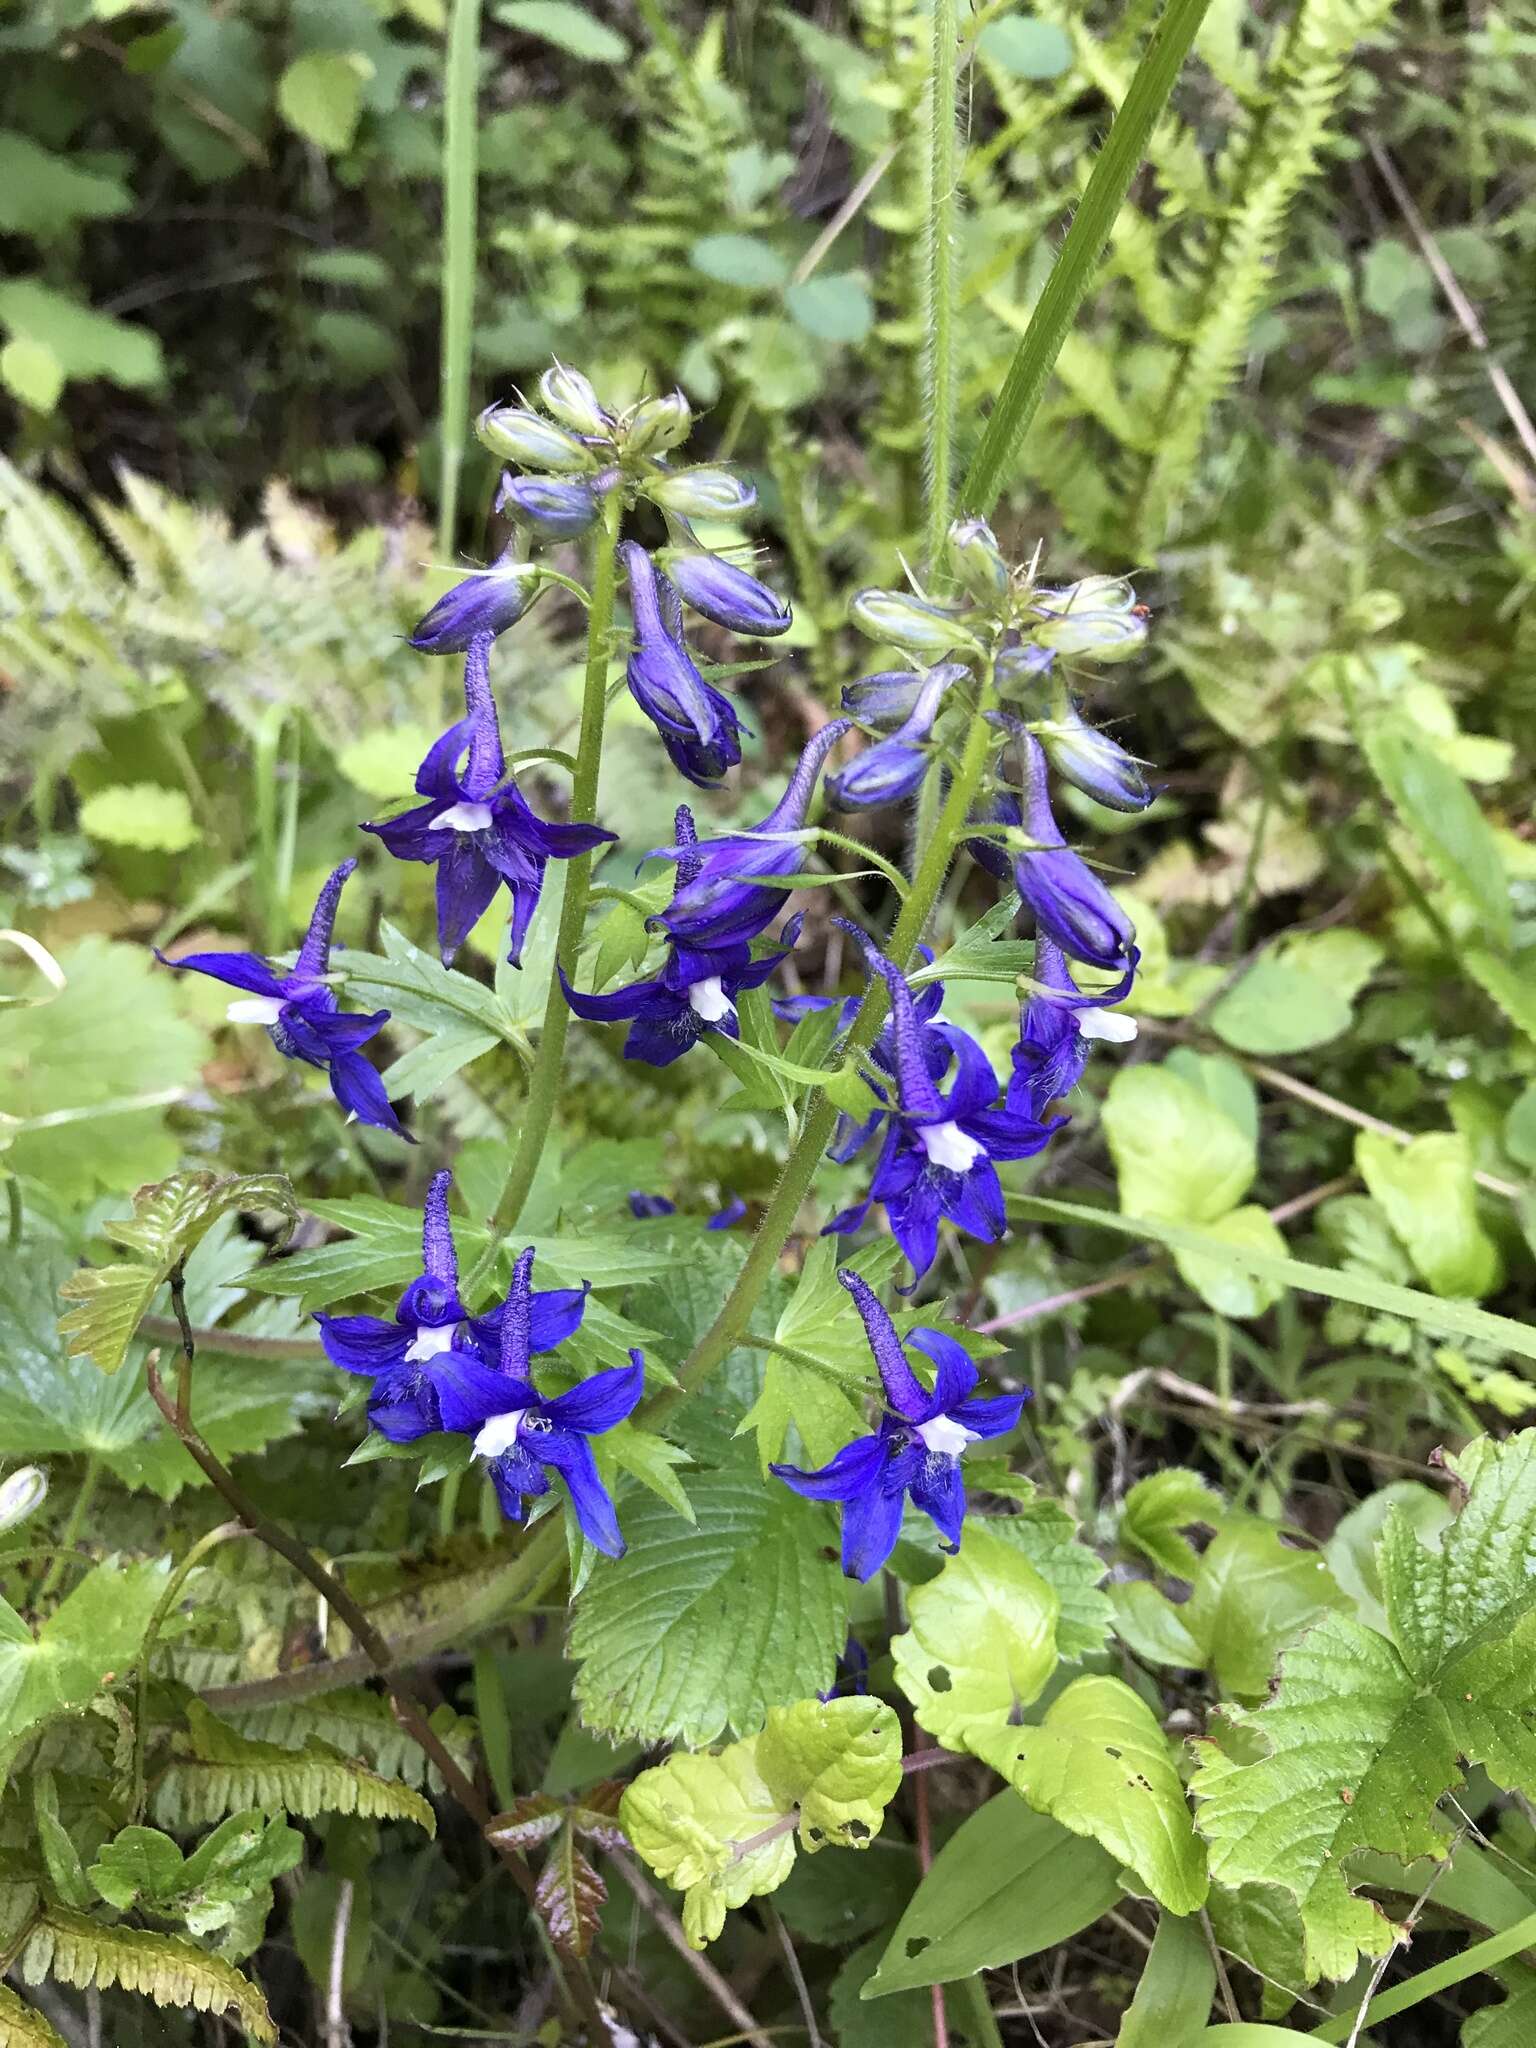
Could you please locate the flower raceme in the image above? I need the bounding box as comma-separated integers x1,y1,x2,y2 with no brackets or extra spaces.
156,858,404,1136
363,632,615,967
561,804,802,1065
772,1270,1027,1581
315,1170,587,1439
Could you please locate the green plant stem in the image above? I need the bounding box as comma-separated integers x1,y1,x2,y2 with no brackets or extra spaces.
923,0,961,569
33,1456,100,1604
437,0,482,566
131,1519,249,1820
958,0,1218,517
471,489,624,1274
648,669,1000,1424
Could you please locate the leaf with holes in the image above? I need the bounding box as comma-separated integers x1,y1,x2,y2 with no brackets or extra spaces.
891,1527,1059,1746
756,1697,903,1851
620,1738,796,1947
1119,1468,1226,1580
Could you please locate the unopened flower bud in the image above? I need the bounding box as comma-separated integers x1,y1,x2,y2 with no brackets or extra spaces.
1036,704,1152,812
662,550,791,636
849,588,975,659
645,468,758,519
994,635,1057,687
496,473,603,538
843,661,969,731
1031,608,1147,662
0,1465,46,1533
409,551,547,654
625,391,692,456
537,362,611,437
477,403,598,473
947,516,1010,602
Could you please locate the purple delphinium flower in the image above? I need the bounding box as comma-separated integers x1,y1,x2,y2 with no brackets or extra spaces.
707,1194,748,1230
1036,703,1153,813
314,1170,588,1439
622,543,745,787
1006,935,1137,1122
496,472,604,538
825,929,1059,1289
826,664,956,811
986,727,1139,977
628,1192,676,1218
772,1270,1026,1580
156,858,404,1137
648,718,853,947
561,806,801,1065
432,1247,645,1556
408,550,546,654
663,548,792,637
362,633,615,967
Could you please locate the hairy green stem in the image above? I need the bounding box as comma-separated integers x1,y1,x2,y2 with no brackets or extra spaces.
472,490,624,1272
923,0,961,569
33,1456,100,1604
436,0,482,563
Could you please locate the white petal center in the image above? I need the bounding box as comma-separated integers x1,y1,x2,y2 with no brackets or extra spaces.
686,976,735,1023
227,996,285,1025
916,1120,986,1173
1078,1006,1138,1043
404,1322,459,1364
431,800,495,833
474,1409,529,1461
915,1413,978,1458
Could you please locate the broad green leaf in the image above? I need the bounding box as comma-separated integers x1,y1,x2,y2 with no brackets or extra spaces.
1119,1468,1225,1580
336,725,437,798
974,1675,1208,1913
864,1792,1120,1995
78,783,199,854
1102,1065,1255,1226
1205,1882,1310,2022
1466,946,1536,1045
277,52,370,154
0,1560,169,1754
1209,931,1381,1057
891,1527,1059,1745
1116,1906,1216,2045
497,0,630,60
785,273,875,344
977,16,1075,77
605,1425,694,1522
756,1698,903,1850
1,937,206,1199
1172,1204,1289,1319
570,1470,846,1746
0,130,131,241
1,337,64,412
689,233,789,290
620,1738,796,1947
984,1490,1113,1659
59,1171,297,1374
740,1239,895,1470
1362,724,1511,948
0,281,163,393
1355,1131,1502,1300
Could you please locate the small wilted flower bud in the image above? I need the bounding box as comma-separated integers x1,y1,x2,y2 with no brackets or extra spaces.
409,551,547,654
625,391,692,456
496,473,603,538
849,588,975,659
827,666,953,811
645,468,758,519
1031,608,1147,662
0,1465,46,1533
947,516,1010,603
1036,704,1152,812
538,362,611,437
843,661,969,731
662,550,791,636
477,403,598,473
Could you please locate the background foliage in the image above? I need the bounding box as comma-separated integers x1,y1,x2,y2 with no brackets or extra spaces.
4,0,1536,2042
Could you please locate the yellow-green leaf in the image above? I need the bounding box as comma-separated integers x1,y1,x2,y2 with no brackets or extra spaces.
891,1527,1058,1745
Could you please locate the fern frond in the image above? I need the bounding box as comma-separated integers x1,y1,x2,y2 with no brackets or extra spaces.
151,1703,435,1837
18,1907,275,2045
226,1685,476,1793
0,1982,66,2048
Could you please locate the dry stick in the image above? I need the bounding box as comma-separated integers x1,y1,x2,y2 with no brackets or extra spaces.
606,1849,775,2048
912,1756,949,2048
767,1906,823,2048
148,1274,617,2046
325,1878,355,2048
1367,135,1536,475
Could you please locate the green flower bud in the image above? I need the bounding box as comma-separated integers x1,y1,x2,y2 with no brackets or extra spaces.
476,404,598,473
1048,574,1138,613
624,390,692,456
1031,607,1147,662
849,587,976,658
537,363,611,437
0,1465,46,1533
645,467,757,519
946,515,1010,602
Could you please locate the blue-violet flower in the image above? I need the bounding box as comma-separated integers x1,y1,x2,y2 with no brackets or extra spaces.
622,543,745,787
409,550,546,654
826,664,955,811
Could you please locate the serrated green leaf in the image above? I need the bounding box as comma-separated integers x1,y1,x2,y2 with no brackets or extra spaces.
891,1527,1059,1745
570,1470,846,1746
78,783,199,853
1356,1130,1502,1300
0,281,162,393
865,1792,1120,1995
1120,1469,1226,1580
985,1492,1113,1660
278,51,369,153
756,1697,903,1851
1102,1065,1255,1226
19,1905,274,2043
974,1675,1208,1913
151,1702,435,1836
0,1560,169,1753
620,1737,796,1946
1361,723,1511,948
